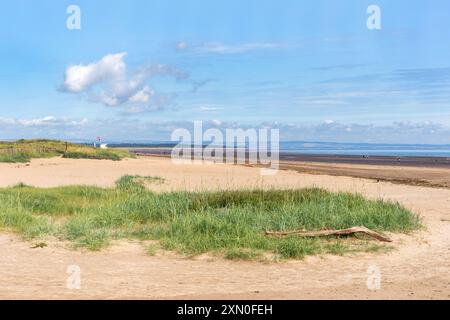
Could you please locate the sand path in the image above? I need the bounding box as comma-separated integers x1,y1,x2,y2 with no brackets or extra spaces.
0,157,449,299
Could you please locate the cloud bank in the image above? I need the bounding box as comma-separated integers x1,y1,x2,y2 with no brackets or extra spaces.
2,117,450,144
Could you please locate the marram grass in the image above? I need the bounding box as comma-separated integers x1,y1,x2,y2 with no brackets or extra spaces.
0,175,421,260
0,139,131,163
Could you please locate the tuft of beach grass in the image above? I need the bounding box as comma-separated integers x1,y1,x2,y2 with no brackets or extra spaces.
0,176,421,260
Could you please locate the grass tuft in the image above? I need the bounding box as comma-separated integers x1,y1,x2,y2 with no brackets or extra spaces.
0,176,422,260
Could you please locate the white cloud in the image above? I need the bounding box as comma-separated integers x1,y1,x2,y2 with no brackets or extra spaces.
211,119,223,126
175,41,188,51
18,116,57,127
63,52,127,93
93,92,120,107
197,105,224,112
0,116,88,128
129,86,154,103
308,100,348,105
0,117,16,125
61,53,187,111
182,42,288,55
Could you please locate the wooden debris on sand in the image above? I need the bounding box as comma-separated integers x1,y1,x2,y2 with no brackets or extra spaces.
265,226,392,242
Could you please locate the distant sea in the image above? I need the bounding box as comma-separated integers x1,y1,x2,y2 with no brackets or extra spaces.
106,141,450,158
279,141,450,157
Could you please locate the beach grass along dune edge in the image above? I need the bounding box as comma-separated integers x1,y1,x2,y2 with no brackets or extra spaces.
0,139,132,163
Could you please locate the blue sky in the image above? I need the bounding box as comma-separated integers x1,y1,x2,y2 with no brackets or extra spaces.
1,0,450,143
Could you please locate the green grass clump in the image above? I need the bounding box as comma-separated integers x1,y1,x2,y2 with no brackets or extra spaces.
0,139,132,163
0,153,32,163
62,150,122,161
224,248,263,261
146,243,160,256
116,175,165,193
0,177,421,260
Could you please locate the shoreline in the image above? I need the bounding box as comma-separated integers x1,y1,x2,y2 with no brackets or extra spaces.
127,148,450,168
128,149,450,189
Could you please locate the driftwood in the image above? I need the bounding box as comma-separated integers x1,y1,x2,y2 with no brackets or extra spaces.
265,226,392,242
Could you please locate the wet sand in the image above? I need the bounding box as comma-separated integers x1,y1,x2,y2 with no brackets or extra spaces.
278,160,450,188
131,147,450,167
130,148,450,188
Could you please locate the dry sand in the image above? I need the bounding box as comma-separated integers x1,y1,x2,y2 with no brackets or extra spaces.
0,157,449,299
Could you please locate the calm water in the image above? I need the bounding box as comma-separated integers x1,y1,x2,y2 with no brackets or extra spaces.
279,142,450,157
110,141,450,158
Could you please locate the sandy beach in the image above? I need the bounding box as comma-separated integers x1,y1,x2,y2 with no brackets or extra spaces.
130,149,450,188
0,156,449,299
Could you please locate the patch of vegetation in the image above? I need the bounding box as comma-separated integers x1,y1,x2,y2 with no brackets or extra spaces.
224,248,264,261
0,177,421,259
146,243,160,256
116,175,165,191
0,153,34,163
62,150,123,161
0,139,132,163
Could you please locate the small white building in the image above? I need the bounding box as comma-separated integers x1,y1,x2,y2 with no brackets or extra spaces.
100,144,108,149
